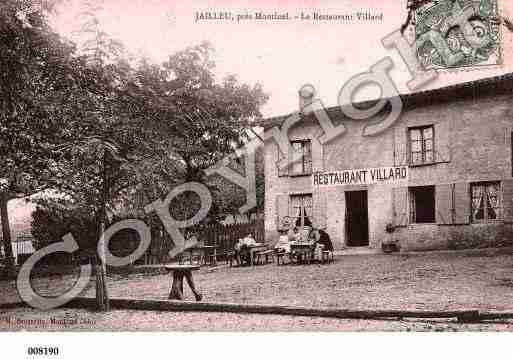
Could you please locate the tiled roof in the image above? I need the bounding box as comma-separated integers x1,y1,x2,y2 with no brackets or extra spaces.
255,72,513,129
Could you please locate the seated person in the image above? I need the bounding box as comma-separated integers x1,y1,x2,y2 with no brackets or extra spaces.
309,227,334,261
317,229,334,251
239,233,257,247
287,226,300,242
275,230,293,254
234,233,257,265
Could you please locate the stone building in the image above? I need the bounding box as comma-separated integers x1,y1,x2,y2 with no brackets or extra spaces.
258,73,513,251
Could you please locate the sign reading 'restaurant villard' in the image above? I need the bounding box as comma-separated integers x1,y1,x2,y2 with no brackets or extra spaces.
313,166,408,187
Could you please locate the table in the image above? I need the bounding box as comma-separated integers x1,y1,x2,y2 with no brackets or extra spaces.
165,265,202,301
239,244,267,266
290,241,316,264
0,257,14,266
181,245,218,266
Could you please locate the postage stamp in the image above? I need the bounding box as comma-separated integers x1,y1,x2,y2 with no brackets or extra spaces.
415,0,502,70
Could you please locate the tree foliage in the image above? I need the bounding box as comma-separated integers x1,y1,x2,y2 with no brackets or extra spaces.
31,198,97,252
0,1,268,258
0,0,92,259
127,43,268,221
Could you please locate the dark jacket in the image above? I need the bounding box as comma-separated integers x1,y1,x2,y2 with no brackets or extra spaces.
317,229,333,251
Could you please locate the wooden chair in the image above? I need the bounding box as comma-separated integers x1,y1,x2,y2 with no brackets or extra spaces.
178,252,192,265
190,248,204,265
0,257,14,278
0,257,14,267
254,249,275,265
202,247,218,266
275,249,289,265
226,250,237,267
321,250,334,264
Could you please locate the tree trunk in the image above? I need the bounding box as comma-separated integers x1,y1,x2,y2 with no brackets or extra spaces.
0,193,14,265
96,220,109,312
95,151,110,311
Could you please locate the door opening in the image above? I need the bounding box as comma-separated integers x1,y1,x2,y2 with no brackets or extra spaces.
345,190,369,247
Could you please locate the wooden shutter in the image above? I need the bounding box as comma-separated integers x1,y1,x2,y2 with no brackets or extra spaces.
435,120,451,163
312,139,323,173
453,182,470,224
276,194,290,230
394,127,408,166
277,145,288,177
313,190,327,229
393,187,409,226
503,179,513,223
436,184,453,224
509,129,513,178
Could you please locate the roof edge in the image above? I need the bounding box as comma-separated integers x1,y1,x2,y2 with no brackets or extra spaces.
256,72,513,129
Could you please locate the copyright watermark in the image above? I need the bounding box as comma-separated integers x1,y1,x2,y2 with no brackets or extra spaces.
19,5,487,308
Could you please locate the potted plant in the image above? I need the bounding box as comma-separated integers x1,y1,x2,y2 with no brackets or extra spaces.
382,223,399,253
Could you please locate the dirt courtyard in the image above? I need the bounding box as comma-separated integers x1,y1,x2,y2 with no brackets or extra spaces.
3,248,513,330
89,248,513,312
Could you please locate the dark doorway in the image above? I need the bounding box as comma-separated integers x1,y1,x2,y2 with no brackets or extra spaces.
345,191,369,247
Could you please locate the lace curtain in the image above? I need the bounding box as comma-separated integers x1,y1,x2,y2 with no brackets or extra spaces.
291,195,313,228
472,183,500,221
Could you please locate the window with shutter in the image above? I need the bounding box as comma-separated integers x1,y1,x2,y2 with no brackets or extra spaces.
408,125,434,165
434,120,450,163
393,187,409,226
453,182,470,224
277,140,313,177
470,182,501,222
409,186,436,223
503,179,513,223
290,140,312,176
313,191,327,229
436,184,453,224
276,194,290,231
290,194,313,228
394,127,408,166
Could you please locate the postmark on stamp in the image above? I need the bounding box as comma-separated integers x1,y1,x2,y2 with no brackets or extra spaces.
415,0,501,70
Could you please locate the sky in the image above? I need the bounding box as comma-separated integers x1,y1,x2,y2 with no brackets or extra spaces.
7,0,513,226
49,0,513,118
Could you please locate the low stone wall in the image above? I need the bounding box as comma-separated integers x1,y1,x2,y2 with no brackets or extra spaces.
394,223,513,252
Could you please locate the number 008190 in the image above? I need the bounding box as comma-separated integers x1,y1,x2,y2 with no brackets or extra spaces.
27,347,60,356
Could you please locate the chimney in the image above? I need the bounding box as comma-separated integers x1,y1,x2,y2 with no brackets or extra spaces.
299,84,316,113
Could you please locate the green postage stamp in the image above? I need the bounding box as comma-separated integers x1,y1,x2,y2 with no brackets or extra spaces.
415,0,501,70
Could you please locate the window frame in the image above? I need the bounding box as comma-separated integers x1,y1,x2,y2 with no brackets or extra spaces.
408,125,435,167
289,139,313,177
289,193,313,228
470,181,502,223
409,185,436,224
